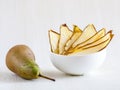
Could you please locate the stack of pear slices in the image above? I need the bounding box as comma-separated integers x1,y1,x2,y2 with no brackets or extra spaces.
48,24,114,55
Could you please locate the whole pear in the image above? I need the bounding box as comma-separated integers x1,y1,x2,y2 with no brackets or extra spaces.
6,45,55,81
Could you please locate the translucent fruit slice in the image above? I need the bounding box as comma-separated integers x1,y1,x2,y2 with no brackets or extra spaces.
67,32,113,55
48,30,60,54
59,24,73,54
72,24,97,48
63,25,82,54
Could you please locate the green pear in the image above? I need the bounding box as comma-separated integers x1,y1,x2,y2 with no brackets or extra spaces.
6,45,55,81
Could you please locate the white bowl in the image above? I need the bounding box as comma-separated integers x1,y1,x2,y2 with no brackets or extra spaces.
50,49,106,75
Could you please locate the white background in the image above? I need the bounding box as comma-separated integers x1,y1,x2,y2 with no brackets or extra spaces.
0,0,120,90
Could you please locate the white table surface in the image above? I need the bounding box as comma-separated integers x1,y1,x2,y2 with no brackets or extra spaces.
0,28,120,90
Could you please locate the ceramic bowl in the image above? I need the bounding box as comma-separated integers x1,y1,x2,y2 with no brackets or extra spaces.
50,49,106,75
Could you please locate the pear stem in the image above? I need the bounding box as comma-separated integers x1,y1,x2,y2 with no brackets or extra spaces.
39,74,55,82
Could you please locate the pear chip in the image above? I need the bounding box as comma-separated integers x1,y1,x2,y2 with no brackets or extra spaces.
58,24,73,54
48,30,60,54
48,24,114,55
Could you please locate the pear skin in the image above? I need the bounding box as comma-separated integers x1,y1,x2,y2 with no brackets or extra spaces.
6,45,55,81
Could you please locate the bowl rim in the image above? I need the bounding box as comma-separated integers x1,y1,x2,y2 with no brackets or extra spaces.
50,49,106,57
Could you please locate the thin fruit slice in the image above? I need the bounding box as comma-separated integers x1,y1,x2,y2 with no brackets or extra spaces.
67,33,113,55
72,24,97,48
73,28,106,49
79,31,112,48
63,25,82,53
67,31,112,54
59,24,73,54
73,25,82,33
48,30,60,54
